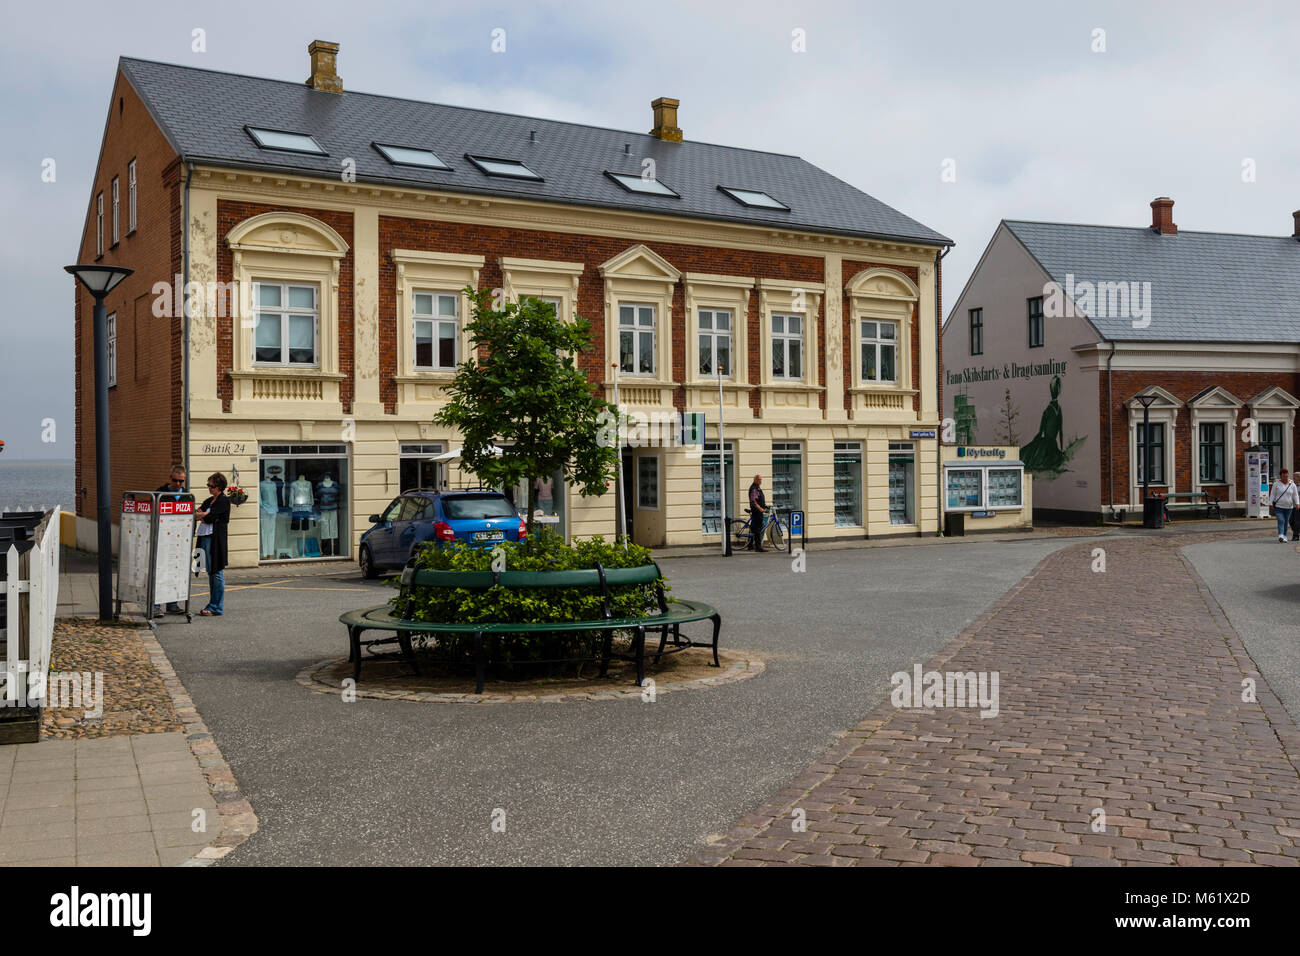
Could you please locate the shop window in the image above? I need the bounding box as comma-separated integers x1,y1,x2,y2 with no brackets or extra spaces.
946,467,983,509
988,468,1023,507
619,304,656,375
889,442,916,525
413,291,459,369
1198,423,1226,483
834,441,862,527
254,282,319,366
637,455,659,509
258,444,348,561
771,313,803,380
1136,423,1164,484
772,441,803,511
701,441,735,534
399,442,446,492
860,319,897,383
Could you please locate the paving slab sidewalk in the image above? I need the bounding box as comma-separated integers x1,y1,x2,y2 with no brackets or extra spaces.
690,533,1300,866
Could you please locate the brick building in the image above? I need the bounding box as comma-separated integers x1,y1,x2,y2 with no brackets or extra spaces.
943,198,1300,522
74,41,951,566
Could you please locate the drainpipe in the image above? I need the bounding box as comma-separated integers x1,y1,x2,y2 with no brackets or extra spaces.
1106,338,1115,521
935,244,951,536
182,162,193,480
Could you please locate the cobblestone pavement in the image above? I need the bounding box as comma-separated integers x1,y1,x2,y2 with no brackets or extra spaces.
689,533,1300,866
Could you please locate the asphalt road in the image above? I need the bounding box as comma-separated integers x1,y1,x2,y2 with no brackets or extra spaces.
1183,533,1300,726
154,536,1080,865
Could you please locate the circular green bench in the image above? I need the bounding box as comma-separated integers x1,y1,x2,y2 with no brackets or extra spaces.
339,562,721,693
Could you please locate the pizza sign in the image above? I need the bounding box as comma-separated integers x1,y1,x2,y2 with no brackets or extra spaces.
122,499,151,514
159,500,193,515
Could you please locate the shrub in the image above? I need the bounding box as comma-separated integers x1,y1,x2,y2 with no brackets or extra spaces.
393,530,667,671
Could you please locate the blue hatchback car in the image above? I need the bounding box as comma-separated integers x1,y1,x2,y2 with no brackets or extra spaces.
358,490,527,578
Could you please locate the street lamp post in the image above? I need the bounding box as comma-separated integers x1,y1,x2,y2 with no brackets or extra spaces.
1136,392,1159,529
65,264,133,620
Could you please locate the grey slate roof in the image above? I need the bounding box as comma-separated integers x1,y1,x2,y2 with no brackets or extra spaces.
1004,219,1300,343
119,57,950,247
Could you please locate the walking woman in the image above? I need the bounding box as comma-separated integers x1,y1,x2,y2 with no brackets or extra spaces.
196,472,230,616
1268,468,1299,543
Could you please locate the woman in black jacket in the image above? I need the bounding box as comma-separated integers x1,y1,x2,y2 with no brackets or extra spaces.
196,473,231,616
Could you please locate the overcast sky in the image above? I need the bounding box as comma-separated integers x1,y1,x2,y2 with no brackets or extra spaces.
2,0,1298,459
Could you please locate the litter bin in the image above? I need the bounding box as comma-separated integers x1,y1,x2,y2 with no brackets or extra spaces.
1143,494,1165,529
945,512,966,537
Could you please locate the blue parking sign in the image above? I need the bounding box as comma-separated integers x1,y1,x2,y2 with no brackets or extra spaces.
789,510,804,535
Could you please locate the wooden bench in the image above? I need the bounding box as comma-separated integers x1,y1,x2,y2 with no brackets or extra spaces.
339,563,721,693
1161,491,1223,520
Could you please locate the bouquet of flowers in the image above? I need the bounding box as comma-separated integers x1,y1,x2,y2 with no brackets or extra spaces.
225,484,248,506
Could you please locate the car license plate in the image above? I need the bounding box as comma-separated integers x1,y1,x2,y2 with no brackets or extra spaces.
473,531,505,542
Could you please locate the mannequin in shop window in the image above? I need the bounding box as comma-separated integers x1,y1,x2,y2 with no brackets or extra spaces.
289,475,315,557
534,475,554,515
316,474,340,556
258,475,278,559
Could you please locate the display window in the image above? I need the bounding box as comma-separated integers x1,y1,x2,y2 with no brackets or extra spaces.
399,443,445,492
258,444,349,561
701,441,736,534
888,442,916,525
834,441,863,527
945,464,1025,512
772,441,803,512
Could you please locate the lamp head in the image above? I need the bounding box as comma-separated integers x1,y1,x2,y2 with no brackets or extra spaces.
65,264,133,296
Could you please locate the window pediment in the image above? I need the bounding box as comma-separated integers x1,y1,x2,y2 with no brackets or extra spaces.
598,244,681,285
845,267,919,303
1248,385,1300,410
1187,385,1243,409
227,212,348,258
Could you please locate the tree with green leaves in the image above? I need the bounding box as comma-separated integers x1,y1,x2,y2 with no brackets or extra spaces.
433,288,618,524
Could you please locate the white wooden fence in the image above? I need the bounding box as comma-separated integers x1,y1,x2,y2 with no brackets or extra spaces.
2,511,60,705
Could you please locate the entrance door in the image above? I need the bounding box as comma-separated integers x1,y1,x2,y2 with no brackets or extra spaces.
620,450,635,540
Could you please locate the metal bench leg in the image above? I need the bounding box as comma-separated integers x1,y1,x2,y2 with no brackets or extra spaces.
709,614,721,667
473,631,486,694
634,625,646,687
350,627,364,682
653,624,669,665
398,632,419,675
599,630,613,678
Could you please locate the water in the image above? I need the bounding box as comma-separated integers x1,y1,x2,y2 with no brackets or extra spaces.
0,459,74,514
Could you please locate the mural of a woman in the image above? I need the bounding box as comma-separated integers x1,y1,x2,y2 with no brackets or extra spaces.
1020,375,1084,478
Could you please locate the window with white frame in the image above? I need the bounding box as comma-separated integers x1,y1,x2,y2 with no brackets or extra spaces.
860,319,898,383
771,313,803,379
1198,423,1226,483
619,304,656,375
1136,423,1165,484
111,177,120,245
413,291,459,369
522,295,561,319
1261,422,1285,480
96,193,104,257
127,160,137,232
106,312,117,388
698,308,732,376
254,282,318,366
637,455,659,509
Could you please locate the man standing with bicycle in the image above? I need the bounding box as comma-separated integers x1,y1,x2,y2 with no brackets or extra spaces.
748,474,767,552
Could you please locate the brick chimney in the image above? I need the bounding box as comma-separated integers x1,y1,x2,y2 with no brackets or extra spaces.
306,40,342,93
650,97,682,142
1293,209,1300,239
1150,197,1177,235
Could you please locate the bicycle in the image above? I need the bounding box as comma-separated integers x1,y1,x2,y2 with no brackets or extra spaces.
728,505,790,553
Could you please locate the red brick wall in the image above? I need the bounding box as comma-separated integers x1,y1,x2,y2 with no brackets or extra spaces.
376,217,824,414
841,261,923,413
74,72,182,522
214,201,356,413
1103,370,1300,505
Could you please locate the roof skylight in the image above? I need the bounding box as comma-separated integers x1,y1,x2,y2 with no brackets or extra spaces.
246,126,326,155
718,185,789,210
466,155,543,180
373,143,450,170
605,172,680,197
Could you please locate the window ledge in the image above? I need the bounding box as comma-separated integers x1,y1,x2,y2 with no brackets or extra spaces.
601,378,676,389
395,372,456,383
760,381,823,392
685,379,750,390
230,368,345,381
850,385,916,395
